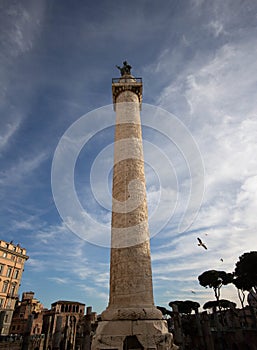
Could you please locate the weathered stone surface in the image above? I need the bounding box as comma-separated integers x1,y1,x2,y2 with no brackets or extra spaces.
91,75,177,350
108,89,155,309
92,320,178,350
101,307,162,321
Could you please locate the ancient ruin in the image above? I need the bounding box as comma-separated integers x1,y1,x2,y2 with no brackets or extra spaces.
91,63,177,350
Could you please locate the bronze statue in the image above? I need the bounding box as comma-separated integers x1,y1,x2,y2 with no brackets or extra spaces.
116,61,132,76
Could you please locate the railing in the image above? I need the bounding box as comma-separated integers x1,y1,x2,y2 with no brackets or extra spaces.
112,77,142,84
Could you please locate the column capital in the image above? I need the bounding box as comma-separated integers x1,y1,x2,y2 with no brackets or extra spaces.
112,76,142,110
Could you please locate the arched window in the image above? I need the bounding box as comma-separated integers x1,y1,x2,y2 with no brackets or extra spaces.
2,281,8,293
6,267,12,277
10,283,16,296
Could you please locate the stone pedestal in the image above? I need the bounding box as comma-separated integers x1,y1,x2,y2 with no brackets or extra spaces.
92,320,178,350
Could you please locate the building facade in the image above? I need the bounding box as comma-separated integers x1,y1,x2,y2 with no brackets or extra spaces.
0,240,29,335
170,306,257,350
10,291,44,336
42,300,85,350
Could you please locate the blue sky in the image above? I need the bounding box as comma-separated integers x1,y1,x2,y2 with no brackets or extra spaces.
1,0,257,313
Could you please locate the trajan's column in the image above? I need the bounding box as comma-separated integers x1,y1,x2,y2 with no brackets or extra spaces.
92,62,177,350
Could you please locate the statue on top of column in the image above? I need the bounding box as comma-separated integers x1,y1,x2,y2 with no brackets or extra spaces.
116,61,132,76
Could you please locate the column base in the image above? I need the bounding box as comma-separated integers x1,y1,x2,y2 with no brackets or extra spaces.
91,319,178,350
101,307,163,321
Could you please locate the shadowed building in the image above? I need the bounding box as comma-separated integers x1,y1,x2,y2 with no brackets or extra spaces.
10,291,44,336
91,63,177,350
42,300,85,350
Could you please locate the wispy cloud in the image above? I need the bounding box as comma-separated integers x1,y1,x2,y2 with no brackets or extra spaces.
208,20,226,37
0,152,48,186
1,0,257,313
0,119,21,153
77,285,108,301
0,1,45,59
48,277,70,285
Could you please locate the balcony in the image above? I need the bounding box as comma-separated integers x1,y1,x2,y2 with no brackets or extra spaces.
112,77,142,84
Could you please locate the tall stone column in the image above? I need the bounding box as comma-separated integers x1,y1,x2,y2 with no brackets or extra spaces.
102,74,160,321
91,62,177,350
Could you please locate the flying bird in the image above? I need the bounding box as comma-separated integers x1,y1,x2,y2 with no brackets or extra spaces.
220,258,224,262
197,237,207,250
191,290,196,294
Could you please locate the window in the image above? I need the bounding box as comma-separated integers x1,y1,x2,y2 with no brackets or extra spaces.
2,252,7,258
4,314,8,322
0,298,3,307
0,265,3,275
10,283,16,296
2,281,8,293
6,267,12,277
14,270,19,279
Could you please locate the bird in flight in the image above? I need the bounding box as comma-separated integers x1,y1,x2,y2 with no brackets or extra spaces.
197,237,207,250
220,258,224,262
191,290,196,294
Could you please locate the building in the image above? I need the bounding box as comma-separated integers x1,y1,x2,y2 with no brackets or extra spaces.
0,292,97,350
42,300,85,350
10,291,44,336
0,239,29,335
75,306,98,350
164,302,257,350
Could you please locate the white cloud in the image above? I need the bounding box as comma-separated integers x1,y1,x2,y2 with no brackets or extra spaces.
13,221,34,230
77,285,108,301
0,119,21,153
151,34,257,241
191,0,205,8
208,20,226,37
31,222,109,285
0,1,45,58
48,277,70,284
0,152,48,186
26,258,46,272
233,175,257,228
